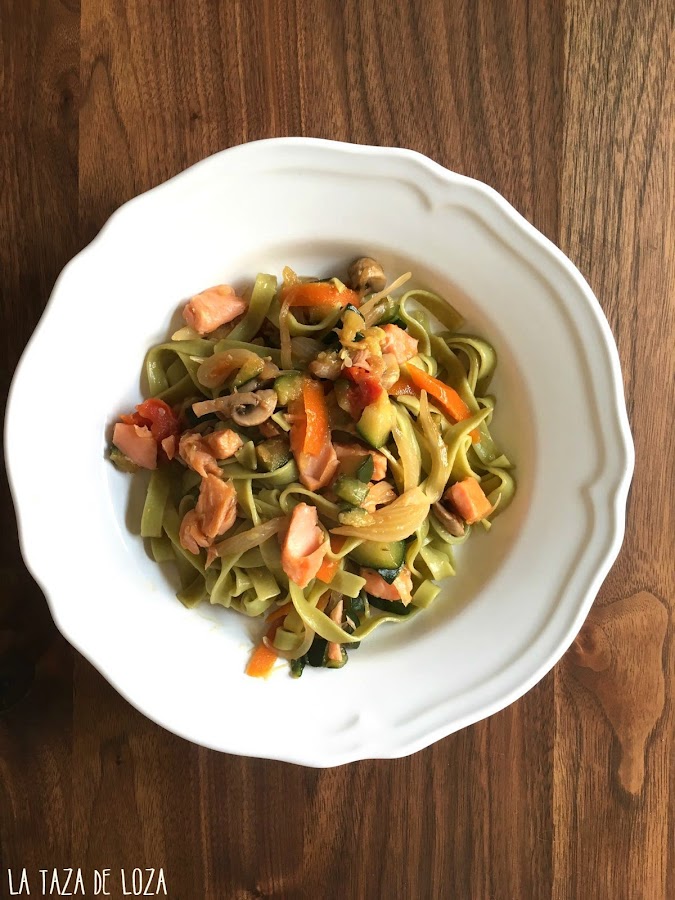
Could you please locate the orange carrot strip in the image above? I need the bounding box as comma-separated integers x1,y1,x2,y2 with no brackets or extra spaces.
388,375,417,397
283,282,359,309
288,398,306,458
316,556,340,584
447,477,493,525
302,379,330,456
245,625,279,678
406,364,480,442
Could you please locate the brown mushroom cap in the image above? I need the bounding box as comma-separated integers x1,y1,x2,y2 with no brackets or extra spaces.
229,389,278,427
431,502,465,537
191,389,277,425
348,257,387,294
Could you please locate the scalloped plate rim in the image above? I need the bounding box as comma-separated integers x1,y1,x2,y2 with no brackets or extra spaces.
5,138,634,766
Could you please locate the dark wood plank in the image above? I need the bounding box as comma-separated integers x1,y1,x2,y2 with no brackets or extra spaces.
0,0,80,881
556,1,674,897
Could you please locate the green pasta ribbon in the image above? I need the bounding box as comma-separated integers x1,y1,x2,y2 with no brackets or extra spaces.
118,269,516,667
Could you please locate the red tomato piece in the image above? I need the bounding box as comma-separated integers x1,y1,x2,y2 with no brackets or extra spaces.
135,398,180,443
347,378,384,419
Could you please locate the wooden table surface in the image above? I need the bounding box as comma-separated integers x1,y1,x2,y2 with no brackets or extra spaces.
1,2,673,898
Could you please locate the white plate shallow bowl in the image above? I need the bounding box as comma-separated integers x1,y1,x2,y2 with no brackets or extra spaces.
6,139,633,766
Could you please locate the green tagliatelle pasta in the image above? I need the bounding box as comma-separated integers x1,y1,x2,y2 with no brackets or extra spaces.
108,258,517,679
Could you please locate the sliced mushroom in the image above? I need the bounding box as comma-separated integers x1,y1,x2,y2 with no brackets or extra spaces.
432,502,465,537
348,257,387,294
191,389,277,426
230,389,278,427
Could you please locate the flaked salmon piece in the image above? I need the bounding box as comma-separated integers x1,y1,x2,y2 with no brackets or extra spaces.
179,476,237,555
203,429,243,460
182,284,248,335
179,429,242,477
195,475,237,538
326,598,344,663
112,423,157,470
179,433,221,477
281,502,329,588
362,481,397,513
445,477,493,525
294,440,339,491
334,442,387,481
361,566,414,605
161,435,178,460
380,324,418,364
350,348,373,371
179,509,210,555
288,394,339,491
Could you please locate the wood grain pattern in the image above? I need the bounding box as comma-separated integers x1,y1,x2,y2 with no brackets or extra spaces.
555,2,674,897
0,0,79,884
1,1,672,898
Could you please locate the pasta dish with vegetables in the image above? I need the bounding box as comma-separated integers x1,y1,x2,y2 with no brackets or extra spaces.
109,257,515,677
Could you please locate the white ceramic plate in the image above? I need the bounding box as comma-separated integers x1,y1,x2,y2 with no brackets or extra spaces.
6,139,633,766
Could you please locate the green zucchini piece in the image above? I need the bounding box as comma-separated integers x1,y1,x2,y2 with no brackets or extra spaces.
355,454,374,482
371,296,399,325
270,410,291,432
343,598,362,650
337,506,372,527
234,440,257,470
231,355,265,388
325,647,348,668
109,447,140,474
307,637,328,667
274,371,304,406
356,391,393,448
373,566,403,584
348,540,405,569
333,378,352,414
290,656,306,678
344,591,365,650
346,591,367,617
255,437,292,472
334,475,370,506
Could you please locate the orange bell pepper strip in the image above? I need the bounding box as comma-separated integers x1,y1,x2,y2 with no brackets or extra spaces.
288,397,306,457
245,625,279,678
316,556,339,583
315,536,346,584
388,374,417,397
302,379,331,456
405,363,480,442
282,281,360,309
